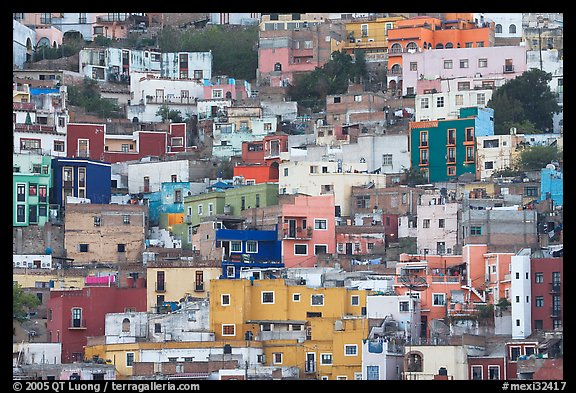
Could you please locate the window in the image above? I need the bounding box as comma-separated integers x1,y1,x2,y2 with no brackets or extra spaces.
471,226,482,236
294,244,308,255
123,215,130,224
79,244,89,252
320,353,333,365
420,149,428,165
458,81,471,91
477,93,486,105
293,293,300,302
524,187,538,197
314,245,328,255
231,241,242,252
197,204,203,215
222,324,235,336
226,266,235,278
472,366,483,380
259,291,275,304
455,94,464,106
356,195,370,209
510,347,521,361
459,59,469,68
444,60,453,69
535,272,544,284
117,244,126,252
433,293,446,306
476,41,484,48
420,131,428,147
221,294,230,306
367,243,374,250
535,296,544,307
126,353,134,367
314,219,327,230
447,147,456,163
436,96,444,108
421,97,429,109
154,323,162,333
283,167,288,176
246,241,258,253
16,184,26,202
423,219,430,229
509,24,516,34
410,62,417,71
407,353,423,372
273,353,283,365
311,294,324,306
93,217,101,226
488,366,500,380
382,154,393,166
399,301,410,312
466,146,475,162
478,58,488,68
439,219,445,228
344,344,358,356
351,295,359,306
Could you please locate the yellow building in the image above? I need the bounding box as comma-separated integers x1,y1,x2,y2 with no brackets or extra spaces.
146,261,221,312
210,278,372,380
335,16,407,62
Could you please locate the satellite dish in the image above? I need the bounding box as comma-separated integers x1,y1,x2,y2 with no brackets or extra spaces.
545,163,556,170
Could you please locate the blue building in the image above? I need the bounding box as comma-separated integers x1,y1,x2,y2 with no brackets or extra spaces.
539,167,563,207
217,228,283,279
51,157,111,207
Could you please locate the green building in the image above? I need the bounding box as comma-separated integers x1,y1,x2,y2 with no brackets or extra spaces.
13,153,52,227
181,183,279,249
410,107,494,183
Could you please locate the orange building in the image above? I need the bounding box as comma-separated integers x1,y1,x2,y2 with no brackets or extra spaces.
386,14,494,92
233,163,279,184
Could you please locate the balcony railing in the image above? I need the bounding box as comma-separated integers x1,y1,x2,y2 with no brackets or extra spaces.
69,319,87,329
550,307,561,318
283,229,312,240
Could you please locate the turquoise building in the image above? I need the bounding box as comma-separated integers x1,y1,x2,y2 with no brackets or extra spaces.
410,107,494,183
13,153,52,227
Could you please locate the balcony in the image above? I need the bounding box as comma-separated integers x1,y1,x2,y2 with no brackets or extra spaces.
550,307,561,318
155,282,166,292
283,228,312,240
69,319,87,329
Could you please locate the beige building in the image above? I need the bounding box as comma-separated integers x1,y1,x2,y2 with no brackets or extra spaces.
146,260,221,313
278,159,389,217
404,344,470,380
64,203,147,265
475,134,524,180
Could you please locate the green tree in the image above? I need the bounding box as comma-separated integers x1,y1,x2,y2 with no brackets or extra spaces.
516,145,562,171
68,78,123,118
156,104,183,123
487,68,561,134
401,167,428,186
13,284,41,322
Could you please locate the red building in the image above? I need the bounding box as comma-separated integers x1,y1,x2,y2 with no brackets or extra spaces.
531,257,563,331
468,356,505,380
234,133,288,184
46,283,147,363
233,163,279,184
66,123,106,161
505,340,539,380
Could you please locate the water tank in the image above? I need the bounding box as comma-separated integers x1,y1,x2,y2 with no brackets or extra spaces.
223,344,232,354
438,367,448,376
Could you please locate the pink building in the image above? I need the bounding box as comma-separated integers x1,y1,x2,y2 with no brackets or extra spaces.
280,194,336,268
203,76,250,100
401,45,527,96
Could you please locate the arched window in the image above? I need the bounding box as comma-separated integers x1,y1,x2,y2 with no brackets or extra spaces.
122,318,130,333
495,24,502,34
407,352,423,372
445,42,454,49
274,62,282,72
509,24,516,34
435,43,444,49
225,91,232,99
390,64,402,75
390,43,402,54
428,43,432,49
406,42,418,52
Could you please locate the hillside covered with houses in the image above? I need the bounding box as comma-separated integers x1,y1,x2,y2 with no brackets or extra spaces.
13,12,563,381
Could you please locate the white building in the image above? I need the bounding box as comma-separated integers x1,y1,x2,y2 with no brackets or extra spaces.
127,72,205,123
366,294,421,339
510,249,532,340
475,13,523,39
13,343,62,366
416,191,460,255
127,158,209,194
279,159,391,217
13,254,53,269
13,19,36,69
212,116,278,159
342,134,411,174
415,80,496,122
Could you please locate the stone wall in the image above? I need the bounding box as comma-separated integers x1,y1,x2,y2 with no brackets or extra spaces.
13,223,66,257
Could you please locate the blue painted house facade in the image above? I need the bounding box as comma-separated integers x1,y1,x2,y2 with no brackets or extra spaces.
51,157,111,207
539,167,563,207
216,228,283,279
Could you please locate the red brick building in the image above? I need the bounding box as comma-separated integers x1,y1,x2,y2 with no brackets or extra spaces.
531,257,563,331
